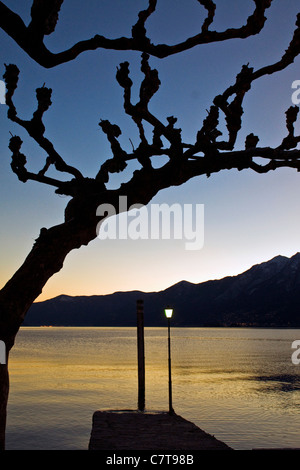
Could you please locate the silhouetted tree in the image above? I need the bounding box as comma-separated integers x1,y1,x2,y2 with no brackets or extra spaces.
1,0,300,449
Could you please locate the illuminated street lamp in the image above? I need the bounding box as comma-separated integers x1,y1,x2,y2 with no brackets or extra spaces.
164,307,174,415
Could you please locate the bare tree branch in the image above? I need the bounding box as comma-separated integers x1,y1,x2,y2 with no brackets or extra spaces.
3,63,84,184
28,0,64,38
252,13,300,80
4,24,300,202
199,0,216,33
131,0,157,46
0,0,273,68
92,40,300,197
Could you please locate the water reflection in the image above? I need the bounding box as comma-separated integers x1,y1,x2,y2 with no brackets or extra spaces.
6,327,300,450
253,374,300,392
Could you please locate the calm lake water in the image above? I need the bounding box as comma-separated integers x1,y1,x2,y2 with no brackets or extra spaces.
5,327,300,450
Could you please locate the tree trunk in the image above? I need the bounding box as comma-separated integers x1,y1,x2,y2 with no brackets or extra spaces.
0,358,9,451
0,205,99,449
0,169,172,449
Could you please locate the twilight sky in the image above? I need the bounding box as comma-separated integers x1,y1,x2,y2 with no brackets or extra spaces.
1,1,300,302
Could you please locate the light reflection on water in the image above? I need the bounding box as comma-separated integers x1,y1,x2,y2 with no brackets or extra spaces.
5,327,300,450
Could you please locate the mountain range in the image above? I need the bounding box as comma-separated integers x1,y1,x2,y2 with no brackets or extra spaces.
23,253,300,327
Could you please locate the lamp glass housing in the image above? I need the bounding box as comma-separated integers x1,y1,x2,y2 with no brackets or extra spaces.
164,308,173,319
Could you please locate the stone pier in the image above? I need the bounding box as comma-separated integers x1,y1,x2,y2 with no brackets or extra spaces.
89,410,232,450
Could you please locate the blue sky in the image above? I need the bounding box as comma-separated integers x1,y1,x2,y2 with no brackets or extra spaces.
1,1,300,301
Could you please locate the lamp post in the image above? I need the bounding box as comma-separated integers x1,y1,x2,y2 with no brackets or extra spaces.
164,307,174,415
137,299,145,412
